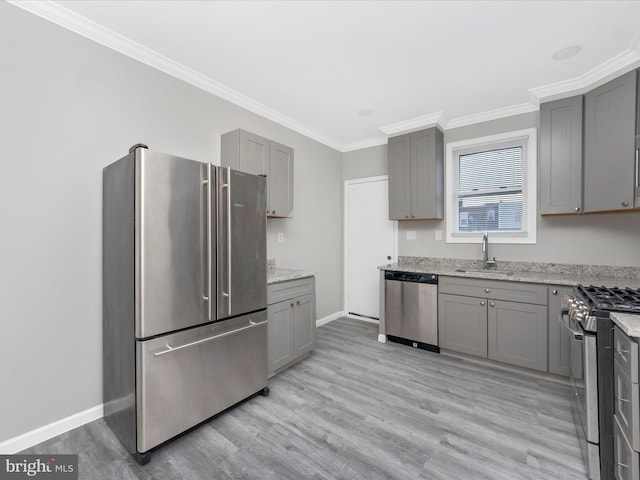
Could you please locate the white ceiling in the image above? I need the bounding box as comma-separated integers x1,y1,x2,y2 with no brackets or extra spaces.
11,0,640,152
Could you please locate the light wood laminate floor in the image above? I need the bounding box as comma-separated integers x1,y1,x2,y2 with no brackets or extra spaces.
24,318,588,479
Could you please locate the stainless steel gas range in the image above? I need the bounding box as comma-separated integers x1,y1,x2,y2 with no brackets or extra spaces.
562,285,640,480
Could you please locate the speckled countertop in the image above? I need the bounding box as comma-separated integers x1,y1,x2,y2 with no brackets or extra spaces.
612,313,640,338
267,267,314,284
379,256,640,289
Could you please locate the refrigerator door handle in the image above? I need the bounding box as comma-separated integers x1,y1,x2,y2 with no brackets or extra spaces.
222,167,232,315
203,163,212,321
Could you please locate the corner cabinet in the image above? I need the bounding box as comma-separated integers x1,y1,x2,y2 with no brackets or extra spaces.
539,96,583,214
221,129,294,218
267,277,316,377
388,127,444,220
438,276,548,372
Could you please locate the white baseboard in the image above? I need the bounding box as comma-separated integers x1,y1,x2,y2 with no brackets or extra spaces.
345,314,380,325
316,311,344,327
0,404,104,454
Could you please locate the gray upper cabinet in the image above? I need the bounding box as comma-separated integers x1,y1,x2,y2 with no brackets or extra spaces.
539,96,583,215
268,141,294,218
388,127,443,220
584,70,637,212
221,129,294,218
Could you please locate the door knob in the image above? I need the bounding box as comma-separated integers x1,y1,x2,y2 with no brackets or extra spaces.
387,256,392,261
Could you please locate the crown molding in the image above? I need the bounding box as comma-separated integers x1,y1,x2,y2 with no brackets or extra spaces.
9,1,640,154
444,102,539,130
7,0,345,152
529,48,640,103
341,136,388,153
379,111,444,136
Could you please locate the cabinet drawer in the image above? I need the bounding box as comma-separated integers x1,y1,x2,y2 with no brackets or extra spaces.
439,276,547,305
615,357,640,451
615,415,640,480
615,326,639,383
268,277,315,305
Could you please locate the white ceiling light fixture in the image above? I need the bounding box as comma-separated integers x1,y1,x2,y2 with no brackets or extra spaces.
552,45,583,60
358,108,374,117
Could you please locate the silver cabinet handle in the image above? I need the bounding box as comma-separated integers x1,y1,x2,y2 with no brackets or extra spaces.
485,288,490,293
405,214,409,218
480,301,486,306
575,207,580,212
622,201,630,207
636,149,639,189
552,289,558,295
618,397,631,403
154,320,265,357
618,462,630,469
490,302,495,307
272,210,276,215
616,348,630,355
411,214,416,218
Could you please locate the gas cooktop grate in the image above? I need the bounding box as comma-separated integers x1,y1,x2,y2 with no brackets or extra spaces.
578,285,640,313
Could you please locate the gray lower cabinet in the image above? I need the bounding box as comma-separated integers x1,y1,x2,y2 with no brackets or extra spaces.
539,96,583,215
388,127,443,220
438,276,548,372
267,277,316,377
487,300,548,371
221,128,294,218
613,326,640,480
584,70,637,213
438,293,488,357
548,286,573,377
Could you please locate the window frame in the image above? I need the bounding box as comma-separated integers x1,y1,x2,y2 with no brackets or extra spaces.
445,128,537,244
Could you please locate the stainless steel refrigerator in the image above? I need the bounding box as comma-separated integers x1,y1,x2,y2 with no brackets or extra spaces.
103,144,268,463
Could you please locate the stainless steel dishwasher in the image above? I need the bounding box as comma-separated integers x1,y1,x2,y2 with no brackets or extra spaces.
384,271,439,352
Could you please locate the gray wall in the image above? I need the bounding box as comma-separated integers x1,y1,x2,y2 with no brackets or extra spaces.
342,113,640,267
0,3,342,444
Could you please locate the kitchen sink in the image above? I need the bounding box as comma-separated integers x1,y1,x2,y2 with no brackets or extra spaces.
455,268,514,276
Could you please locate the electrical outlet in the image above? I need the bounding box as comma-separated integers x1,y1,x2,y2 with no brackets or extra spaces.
435,230,443,241
277,232,284,244
406,230,416,240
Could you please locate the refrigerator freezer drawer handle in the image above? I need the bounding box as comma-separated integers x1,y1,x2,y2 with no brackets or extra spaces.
154,320,266,357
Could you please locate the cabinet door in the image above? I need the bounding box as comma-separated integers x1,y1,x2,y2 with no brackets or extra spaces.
488,300,548,371
238,130,269,176
539,97,583,215
438,293,488,357
584,70,637,212
268,141,294,217
293,293,316,357
388,134,412,219
411,128,444,219
267,301,293,376
548,286,572,376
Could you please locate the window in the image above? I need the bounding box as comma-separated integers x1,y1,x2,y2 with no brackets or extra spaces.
445,128,537,244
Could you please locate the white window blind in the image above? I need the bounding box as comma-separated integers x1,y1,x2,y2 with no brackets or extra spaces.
457,146,525,232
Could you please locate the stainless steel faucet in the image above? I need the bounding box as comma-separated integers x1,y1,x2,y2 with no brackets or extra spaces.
482,232,497,269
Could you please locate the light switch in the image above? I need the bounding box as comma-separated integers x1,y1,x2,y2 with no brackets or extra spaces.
406,230,416,240
277,233,284,243
435,230,443,241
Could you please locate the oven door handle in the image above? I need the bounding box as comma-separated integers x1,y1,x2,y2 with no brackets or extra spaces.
559,312,584,341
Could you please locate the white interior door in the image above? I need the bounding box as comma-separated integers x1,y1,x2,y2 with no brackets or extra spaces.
345,176,397,320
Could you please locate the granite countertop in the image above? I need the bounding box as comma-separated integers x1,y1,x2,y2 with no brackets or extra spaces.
379,257,640,289
612,312,640,338
267,268,314,284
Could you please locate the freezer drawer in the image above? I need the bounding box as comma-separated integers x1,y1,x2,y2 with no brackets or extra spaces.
136,311,267,453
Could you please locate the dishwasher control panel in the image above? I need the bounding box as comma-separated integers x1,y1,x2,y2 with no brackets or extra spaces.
384,271,438,284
